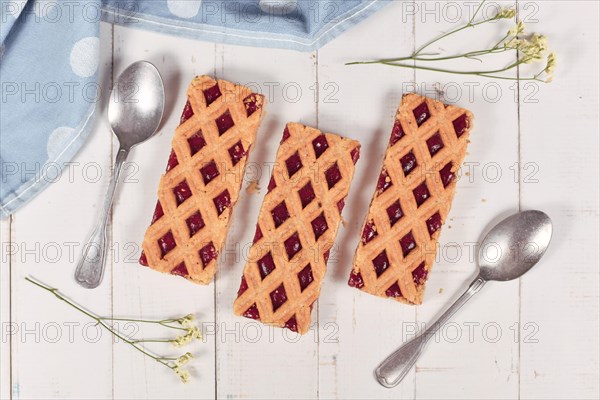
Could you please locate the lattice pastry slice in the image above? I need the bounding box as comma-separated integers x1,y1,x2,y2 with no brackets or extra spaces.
349,94,474,304
139,76,265,284
233,123,360,334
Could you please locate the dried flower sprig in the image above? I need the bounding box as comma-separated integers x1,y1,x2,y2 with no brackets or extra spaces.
25,276,201,383
347,0,556,83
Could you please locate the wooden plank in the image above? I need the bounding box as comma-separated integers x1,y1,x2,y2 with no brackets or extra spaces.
519,2,600,399
412,1,520,398
317,2,418,398
110,25,216,399
213,43,320,399
8,22,114,399
1,219,11,399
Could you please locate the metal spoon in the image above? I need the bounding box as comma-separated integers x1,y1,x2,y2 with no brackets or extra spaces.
375,210,553,388
74,61,165,289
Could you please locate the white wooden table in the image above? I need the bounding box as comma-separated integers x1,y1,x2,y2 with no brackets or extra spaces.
1,1,599,398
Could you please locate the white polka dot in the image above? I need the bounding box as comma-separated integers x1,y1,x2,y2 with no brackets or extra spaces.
70,37,99,78
47,126,75,159
167,0,202,19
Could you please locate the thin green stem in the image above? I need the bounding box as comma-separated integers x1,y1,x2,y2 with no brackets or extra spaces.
25,277,176,370
468,0,487,24
381,46,513,64
97,317,189,331
131,339,177,344
378,60,522,75
412,0,493,57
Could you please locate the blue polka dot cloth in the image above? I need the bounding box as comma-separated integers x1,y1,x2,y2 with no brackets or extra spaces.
0,0,388,218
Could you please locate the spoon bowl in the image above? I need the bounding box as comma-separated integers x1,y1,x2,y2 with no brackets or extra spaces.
108,61,165,148
478,210,553,282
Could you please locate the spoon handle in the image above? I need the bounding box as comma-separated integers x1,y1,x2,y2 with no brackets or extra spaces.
74,147,129,289
374,275,486,388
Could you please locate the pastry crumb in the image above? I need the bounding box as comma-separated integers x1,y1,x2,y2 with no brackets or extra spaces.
246,180,260,194
439,288,444,294
481,198,487,203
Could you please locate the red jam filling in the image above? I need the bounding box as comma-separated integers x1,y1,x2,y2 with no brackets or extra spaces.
311,213,329,240
386,200,404,227
337,199,345,214
376,169,392,194
243,303,260,320
200,160,220,185
348,270,364,288
412,262,428,285
216,110,235,136
257,252,276,280
312,135,329,159
269,284,288,311
185,211,205,237
385,282,403,298
453,114,469,138
170,262,188,277
298,182,316,209
203,83,222,106
199,243,217,267
139,251,148,266
350,146,360,164
323,249,331,263
252,225,263,244
188,131,206,157
400,151,417,176
426,212,442,237
281,126,291,143
267,175,276,192
285,151,303,178
151,201,164,224
166,150,179,173
325,163,342,189
372,250,390,277
297,264,314,292
439,162,455,188
284,316,298,332
426,132,445,157
412,182,431,207
244,94,260,117
228,141,246,166
237,275,248,297
413,102,431,126
400,231,416,257
389,120,405,146
213,190,231,216
361,221,378,244
158,231,176,258
284,232,302,260
172,180,192,206
271,201,290,228
180,100,194,124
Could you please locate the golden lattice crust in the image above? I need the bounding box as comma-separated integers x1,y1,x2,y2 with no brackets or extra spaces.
348,93,474,304
139,75,265,284
233,123,361,334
